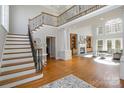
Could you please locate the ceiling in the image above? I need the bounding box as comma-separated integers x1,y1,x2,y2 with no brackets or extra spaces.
42,5,73,16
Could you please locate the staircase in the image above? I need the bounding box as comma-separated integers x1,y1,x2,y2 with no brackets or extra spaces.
0,33,43,88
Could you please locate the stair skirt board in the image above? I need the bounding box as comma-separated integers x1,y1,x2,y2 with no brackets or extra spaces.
1,58,33,65
1,63,34,72
3,53,32,59
0,69,36,81
4,49,32,53
0,74,43,88
5,45,31,48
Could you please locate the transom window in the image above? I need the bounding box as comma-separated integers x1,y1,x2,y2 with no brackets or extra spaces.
97,18,122,35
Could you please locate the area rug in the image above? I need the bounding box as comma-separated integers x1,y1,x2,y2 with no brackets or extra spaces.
41,74,94,88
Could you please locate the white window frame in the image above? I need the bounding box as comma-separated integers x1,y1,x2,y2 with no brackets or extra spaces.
96,39,104,52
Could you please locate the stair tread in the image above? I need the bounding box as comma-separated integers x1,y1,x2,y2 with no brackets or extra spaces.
4,49,31,53
8,33,28,36
0,66,35,76
5,43,30,45
4,51,32,55
6,38,29,40
3,53,32,60
7,36,29,39
5,45,31,48
4,47,31,49
5,41,30,44
2,61,34,67
1,63,34,72
6,40,29,42
0,71,42,86
2,57,33,64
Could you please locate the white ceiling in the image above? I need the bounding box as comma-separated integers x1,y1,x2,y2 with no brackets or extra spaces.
42,5,73,16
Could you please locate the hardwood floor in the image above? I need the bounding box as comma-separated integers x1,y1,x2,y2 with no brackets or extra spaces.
16,56,124,88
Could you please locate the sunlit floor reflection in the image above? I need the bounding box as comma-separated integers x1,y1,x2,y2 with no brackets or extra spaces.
94,57,120,65
81,53,93,58
83,54,93,58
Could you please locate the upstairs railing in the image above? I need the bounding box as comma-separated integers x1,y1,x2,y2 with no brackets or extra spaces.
58,5,105,25
29,12,58,31
29,5,106,31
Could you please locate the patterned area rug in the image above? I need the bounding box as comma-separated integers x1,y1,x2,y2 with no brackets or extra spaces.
41,74,94,88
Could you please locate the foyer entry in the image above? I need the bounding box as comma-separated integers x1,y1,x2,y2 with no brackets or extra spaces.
46,37,56,59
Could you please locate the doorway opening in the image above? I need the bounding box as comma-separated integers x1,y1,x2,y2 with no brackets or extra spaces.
70,33,78,56
46,37,56,59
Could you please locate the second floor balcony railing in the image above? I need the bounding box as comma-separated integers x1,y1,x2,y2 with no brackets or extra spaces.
29,5,106,31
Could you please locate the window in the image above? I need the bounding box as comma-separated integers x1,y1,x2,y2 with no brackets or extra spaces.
107,40,112,53
105,25,111,33
115,40,121,52
115,23,122,32
111,23,116,33
105,18,122,34
97,27,104,35
97,40,103,51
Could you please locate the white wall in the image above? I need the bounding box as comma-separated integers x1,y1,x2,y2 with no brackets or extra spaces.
9,5,60,35
32,25,57,58
0,6,1,24
1,5,9,31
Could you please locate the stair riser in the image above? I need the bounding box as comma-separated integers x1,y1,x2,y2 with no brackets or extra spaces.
1,58,33,65
0,74,43,88
4,49,32,53
0,69,36,81
1,63,34,72
5,45,31,48
7,35,28,38
6,38,29,41
6,41,30,44
3,53,32,59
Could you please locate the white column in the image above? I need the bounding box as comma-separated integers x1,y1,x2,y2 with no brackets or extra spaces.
120,8,124,80
63,29,72,60
92,25,97,57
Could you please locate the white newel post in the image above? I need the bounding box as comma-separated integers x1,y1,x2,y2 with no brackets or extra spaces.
120,8,124,80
